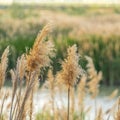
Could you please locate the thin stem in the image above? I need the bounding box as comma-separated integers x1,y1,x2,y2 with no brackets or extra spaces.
12,79,22,120
95,97,97,119
30,90,33,120
9,75,18,120
17,72,36,120
51,91,55,120
67,86,70,120
0,92,7,119
13,93,21,120
28,72,33,120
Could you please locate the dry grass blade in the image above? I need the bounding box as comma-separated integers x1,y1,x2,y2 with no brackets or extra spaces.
78,75,87,112
0,46,9,90
108,89,119,100
57,44,83,120
9,54,27,120
25,24,55,120
95,107,103,120
9,69,18,120
46,69,56,115
26,24,55,72
17,72,37,120
105,97,119,119
0,90,9,119
17,54,26,81
78,75,87,105
115,97,120,120
85,56,102,99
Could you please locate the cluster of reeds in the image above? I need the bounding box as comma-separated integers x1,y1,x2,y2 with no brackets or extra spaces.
0,25,120,120
0,6,120,85
0,24,55,120
0,6,120,86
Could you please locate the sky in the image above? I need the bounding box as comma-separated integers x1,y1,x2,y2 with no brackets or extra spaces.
0,0,120,5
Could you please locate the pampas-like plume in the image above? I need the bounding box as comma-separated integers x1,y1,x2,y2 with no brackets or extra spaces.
57,44,82,88
26,24,55,120
57,44,82,120
17,54,26,81
26,24,55,72
0,46,9,89
85,56,102,98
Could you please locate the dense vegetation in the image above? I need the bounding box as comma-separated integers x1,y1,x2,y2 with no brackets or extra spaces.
0,4,120,86
0,24,120,120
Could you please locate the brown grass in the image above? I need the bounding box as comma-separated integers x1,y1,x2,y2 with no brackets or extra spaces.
0,24,119,120
0,47,9,90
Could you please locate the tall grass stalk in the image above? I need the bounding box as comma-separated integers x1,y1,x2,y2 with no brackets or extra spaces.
0,91,7,119
67,85,70,120
57,44,82,120
0,24,120,120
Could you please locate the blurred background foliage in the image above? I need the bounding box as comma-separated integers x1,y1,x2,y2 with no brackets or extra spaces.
0,4,120,86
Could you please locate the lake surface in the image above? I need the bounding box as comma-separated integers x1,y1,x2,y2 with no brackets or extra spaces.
34,89,118,120
0,87,119,120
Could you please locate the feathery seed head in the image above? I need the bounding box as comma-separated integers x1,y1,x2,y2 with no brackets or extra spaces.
17,54,26,80
47,69,55,90
26,24,55,72
57,45,82,88
85,56,102,98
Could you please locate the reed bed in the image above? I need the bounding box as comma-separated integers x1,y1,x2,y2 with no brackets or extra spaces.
0,24,120,120
0,6,120,86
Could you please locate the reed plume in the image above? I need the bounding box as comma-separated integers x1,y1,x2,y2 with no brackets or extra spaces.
0,46,9,90
26,24,55,72
85,56,102,98
57,45,81,88
57,44,82,120
85,56,102,119
26,24,55,120
17,54,26,81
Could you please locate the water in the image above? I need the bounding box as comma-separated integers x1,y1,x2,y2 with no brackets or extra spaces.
33,90,117,120
0,88,118,120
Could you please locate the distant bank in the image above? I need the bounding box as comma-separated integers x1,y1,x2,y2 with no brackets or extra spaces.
0,0,120,5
